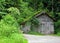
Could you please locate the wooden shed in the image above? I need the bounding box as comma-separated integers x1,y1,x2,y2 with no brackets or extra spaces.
21,12,55,34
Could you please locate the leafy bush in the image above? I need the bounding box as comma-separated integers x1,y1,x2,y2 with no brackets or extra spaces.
7,7,25,23
0,33,28,43
10,33,28,43
0,14,28,43
0,14,19,36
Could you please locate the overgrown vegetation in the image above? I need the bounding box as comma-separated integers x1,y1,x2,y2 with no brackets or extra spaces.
27,31,43,35
0,14,28,43
0,0,60,43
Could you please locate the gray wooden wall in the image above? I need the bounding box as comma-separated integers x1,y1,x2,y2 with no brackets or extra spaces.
21,14,54,34
36,14,54,34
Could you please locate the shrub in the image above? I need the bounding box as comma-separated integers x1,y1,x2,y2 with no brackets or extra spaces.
0,33,28,43
10,33,28,43
0,14,19,36
0,14,28,43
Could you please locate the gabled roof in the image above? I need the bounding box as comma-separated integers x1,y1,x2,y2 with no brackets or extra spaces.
35,11,55,21
20,11,56,25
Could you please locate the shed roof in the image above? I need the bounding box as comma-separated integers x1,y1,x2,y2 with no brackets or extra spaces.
20,11,56,25
35,11,55,21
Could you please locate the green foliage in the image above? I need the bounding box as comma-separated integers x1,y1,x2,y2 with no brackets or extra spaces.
57,32,60,36
0,33,28,43
55,20,60,33
38,2,44,11
0,14,19,36
0,0,60,41
31,17,39,26
10,33,28,43
0,14,28,43
8,7,20,17
7,7,23,23
0,0,5,9
28,31,42,35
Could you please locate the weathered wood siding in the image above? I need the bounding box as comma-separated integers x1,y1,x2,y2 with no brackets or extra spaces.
36,14,54,34
21,22,31,33
21,13,54,34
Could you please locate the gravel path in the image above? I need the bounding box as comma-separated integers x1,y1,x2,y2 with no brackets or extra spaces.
23,34,60,43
